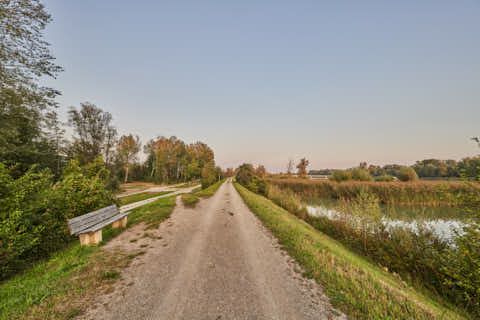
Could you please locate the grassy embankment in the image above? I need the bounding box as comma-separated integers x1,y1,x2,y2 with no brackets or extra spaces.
234,182,468,320
269,178,480,207
119,191,173,206
181,179,225,207
0,196,177,320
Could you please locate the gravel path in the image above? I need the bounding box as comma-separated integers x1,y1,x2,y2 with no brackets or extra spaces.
79,179,345,320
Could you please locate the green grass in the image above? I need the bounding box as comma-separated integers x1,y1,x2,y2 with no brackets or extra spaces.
127,195,177,229
0,196,178,319
234,182,468,320
0,243,130,320
194,179,225,197
181,193,199,207
119,191,173,205
180,179,225,208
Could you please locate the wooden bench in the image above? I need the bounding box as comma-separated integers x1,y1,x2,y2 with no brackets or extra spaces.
68,205,128,246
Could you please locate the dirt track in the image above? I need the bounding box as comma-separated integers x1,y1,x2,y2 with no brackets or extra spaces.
79,179,344,320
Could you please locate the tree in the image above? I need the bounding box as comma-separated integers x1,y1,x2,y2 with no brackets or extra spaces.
0,0,62,108
256,165,266,178
68,102,117,165
117,134,141,183
286,159,294,175
472,137,480,149
0,1,63,176
225,168,234,177
397,166,419,182
296,158,309,177
44,110,66,177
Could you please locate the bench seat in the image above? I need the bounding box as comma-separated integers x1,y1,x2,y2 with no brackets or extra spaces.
68,204,129,245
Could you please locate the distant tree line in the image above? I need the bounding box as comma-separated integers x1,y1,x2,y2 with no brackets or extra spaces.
308,155,480,182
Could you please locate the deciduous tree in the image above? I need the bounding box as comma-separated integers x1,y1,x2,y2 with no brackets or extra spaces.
117,134,141,183
296,158,309,177
68,102,117,165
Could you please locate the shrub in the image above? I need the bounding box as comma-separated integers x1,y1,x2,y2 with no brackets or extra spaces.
236,163,266,195
329,170,352,182
397,166,419,182
375,174,395,182
350,168,373,181
0,159,116,280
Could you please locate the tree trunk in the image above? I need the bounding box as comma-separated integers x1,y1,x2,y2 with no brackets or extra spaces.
124,166,129,183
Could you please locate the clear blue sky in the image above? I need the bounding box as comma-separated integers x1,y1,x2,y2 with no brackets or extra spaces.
42,0,480,171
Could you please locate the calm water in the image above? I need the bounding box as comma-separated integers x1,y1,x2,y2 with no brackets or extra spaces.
305,198,468,242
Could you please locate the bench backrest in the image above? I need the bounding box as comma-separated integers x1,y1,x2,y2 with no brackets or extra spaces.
68,205,119,235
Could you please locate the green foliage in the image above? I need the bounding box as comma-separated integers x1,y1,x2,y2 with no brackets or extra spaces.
398,166,419,182
375,174,395,182
68,103,117,166
144,137,216,185
201,161,218,189
0,159,116,280
329,170,352,182
236,163,266,195
350,168,373,181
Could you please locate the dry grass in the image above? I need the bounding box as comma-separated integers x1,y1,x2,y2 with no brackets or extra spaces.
269,178,480,206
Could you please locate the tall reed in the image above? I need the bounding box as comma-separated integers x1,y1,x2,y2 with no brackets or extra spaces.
269,178,480,207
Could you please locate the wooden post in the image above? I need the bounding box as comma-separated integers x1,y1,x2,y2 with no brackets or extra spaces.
112,216,127,229
79,230,102,246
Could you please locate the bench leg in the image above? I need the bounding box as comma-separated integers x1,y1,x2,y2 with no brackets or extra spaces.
79,230,102,246
112,216,127,229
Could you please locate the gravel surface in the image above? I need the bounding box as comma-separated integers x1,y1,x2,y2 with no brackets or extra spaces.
78,179,345,320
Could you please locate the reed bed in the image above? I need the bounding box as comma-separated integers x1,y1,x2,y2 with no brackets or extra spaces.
269,178,480,207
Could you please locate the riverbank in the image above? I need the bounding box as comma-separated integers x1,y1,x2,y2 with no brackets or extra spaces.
234,183,467,319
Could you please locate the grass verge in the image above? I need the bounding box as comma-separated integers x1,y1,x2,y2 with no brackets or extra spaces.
181,193,199,207
119,191,172,205
195,179,225,197
181,179,226,207
127,195,177,229
0,243,130,320
0,196,177,319
234,182,467,320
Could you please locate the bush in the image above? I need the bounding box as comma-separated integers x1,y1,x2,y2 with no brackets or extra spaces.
0,159,116,280
350,168,373,181
397,166,419,182
329,170,352,182
236,163,266,195
375,174,395,182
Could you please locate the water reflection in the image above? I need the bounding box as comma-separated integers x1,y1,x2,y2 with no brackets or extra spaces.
306,203,466,242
